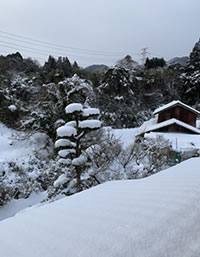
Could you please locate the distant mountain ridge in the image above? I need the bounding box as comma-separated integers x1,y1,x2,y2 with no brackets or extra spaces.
168,56,189,66
84,64,108,73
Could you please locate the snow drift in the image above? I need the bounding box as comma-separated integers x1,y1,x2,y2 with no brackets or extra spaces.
1,158,200,257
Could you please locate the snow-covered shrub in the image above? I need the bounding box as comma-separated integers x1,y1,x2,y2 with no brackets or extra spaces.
116,135,170,179
0,130,55,206
83,128,122,185
84,133,170,183
53,103,101,195
0,157,45,206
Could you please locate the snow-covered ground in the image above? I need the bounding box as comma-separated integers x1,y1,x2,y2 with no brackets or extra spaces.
145,132,200,151
0,157,200,257
113,124,200,152
0,125,138,222
0,123,30,162
0,123,50,162
0,192,47,221
112,127,138,148
1,122,200,222
138,117,200,151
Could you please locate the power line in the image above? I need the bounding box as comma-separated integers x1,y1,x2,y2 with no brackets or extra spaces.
0,30,133,57
0,29,151,66
0,33,126,57
0,43,121,63
0,48,113,67
0,31,126,63
0,49,45,62
0,40,117,61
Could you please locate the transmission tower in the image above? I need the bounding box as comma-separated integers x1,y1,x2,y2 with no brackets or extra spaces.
141,47,150,65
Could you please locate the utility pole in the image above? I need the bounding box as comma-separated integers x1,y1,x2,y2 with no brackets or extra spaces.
141,47,150,65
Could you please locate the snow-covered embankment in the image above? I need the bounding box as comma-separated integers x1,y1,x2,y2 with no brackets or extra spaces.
0,157,200,257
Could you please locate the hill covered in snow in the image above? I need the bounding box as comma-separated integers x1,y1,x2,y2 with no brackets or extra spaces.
0,157,200,257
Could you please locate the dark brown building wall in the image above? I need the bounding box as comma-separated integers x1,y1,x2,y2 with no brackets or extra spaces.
155,124,197,134
158,106,197,127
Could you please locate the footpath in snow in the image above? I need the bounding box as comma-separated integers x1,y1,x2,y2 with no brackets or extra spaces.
0,158,200,257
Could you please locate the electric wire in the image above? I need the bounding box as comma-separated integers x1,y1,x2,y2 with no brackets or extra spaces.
0,29,167,65
0,30,136,56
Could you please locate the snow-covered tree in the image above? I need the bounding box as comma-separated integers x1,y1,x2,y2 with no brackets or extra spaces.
189,38,200,69
118,135,169,178
55,103,101,192
116,55,139,70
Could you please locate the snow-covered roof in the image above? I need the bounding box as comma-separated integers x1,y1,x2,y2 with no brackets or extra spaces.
145,118,200,134
137,117,158,136
153,100,200,115
1,158,200,257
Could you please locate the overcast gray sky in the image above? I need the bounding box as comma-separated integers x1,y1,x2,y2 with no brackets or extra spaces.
0,0,199,67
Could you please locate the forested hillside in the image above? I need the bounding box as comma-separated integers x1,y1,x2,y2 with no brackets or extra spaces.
1,39,200,132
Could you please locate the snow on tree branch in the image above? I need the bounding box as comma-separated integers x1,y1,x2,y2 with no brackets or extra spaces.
55,138,76,148
82,108,100,117
79,120,101,129
56,126,77,137
65,103,83,114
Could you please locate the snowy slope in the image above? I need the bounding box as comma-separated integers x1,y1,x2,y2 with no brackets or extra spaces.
0,123,49,162
112,127,138,148
0,123,29,161
0,192,47,221
1,158,200,257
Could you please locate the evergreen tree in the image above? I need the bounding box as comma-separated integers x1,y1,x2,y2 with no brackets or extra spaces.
145,57,166,69
43,55,57,71
72,61,79,72
42,56,72,83
116,55,138,70
189,38,200,69
55,103,101,192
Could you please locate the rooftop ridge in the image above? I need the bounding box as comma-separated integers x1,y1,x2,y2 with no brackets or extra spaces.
153,100,200,116
145,118,200,134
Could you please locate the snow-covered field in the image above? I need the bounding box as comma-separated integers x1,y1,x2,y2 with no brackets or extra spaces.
1,157,200,257
145,131,200,151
